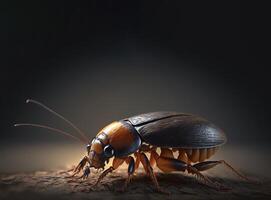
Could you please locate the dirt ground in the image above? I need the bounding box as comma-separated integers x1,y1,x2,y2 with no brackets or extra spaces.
0,167,270,200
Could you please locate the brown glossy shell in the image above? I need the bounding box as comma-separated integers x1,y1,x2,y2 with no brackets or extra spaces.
124,112,227,149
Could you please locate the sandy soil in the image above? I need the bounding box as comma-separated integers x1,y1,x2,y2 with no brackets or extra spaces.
0,167,270,200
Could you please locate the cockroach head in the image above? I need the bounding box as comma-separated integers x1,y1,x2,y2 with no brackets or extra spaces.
86,138,114,169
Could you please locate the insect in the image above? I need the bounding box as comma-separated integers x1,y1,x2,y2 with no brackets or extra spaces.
15,99,250,192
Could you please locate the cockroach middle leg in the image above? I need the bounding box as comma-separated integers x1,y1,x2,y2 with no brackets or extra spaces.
94,167,114,187
118,156,135,192
134,152,141,170
139,152,168,194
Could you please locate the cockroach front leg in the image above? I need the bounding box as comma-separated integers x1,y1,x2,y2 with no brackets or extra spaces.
78,166,91,179
70,156,90,177
94,157,125,187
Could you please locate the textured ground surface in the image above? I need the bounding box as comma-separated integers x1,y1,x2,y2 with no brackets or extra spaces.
0,167,270,200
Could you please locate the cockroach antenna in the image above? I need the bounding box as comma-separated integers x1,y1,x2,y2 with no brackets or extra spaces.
14,123,85,144
24,99,89,143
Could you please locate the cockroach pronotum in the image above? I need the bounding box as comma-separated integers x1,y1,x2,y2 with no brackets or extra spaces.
15,99,251,193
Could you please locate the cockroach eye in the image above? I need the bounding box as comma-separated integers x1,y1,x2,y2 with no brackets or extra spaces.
103,145,114,158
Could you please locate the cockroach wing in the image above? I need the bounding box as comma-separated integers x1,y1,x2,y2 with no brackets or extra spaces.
125,112,227,149
126,111,191,126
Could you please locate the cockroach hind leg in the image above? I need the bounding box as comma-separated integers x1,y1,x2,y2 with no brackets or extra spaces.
218,160,258,183
188,165,231,191
192,160,256,184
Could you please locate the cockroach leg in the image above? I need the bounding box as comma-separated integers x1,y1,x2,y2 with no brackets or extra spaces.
193,160,250,182
219,160,251,182
139,144,152,152
118,156,135,192
187,165,230,191
152,153,229,191
192,161,221,172
83,166,91,179
139,152,150,176
62,167,75,174
149,148,158,167
149,148,161,168
77,166,91,180
134,152,141,170
94,166,114,187
94,157,126,187
139,152,168,194
69,156,90,177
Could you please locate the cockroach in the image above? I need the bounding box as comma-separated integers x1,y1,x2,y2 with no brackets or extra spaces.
15,99,251,193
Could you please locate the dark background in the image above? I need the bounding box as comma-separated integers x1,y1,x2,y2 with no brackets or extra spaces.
1,1,270,172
